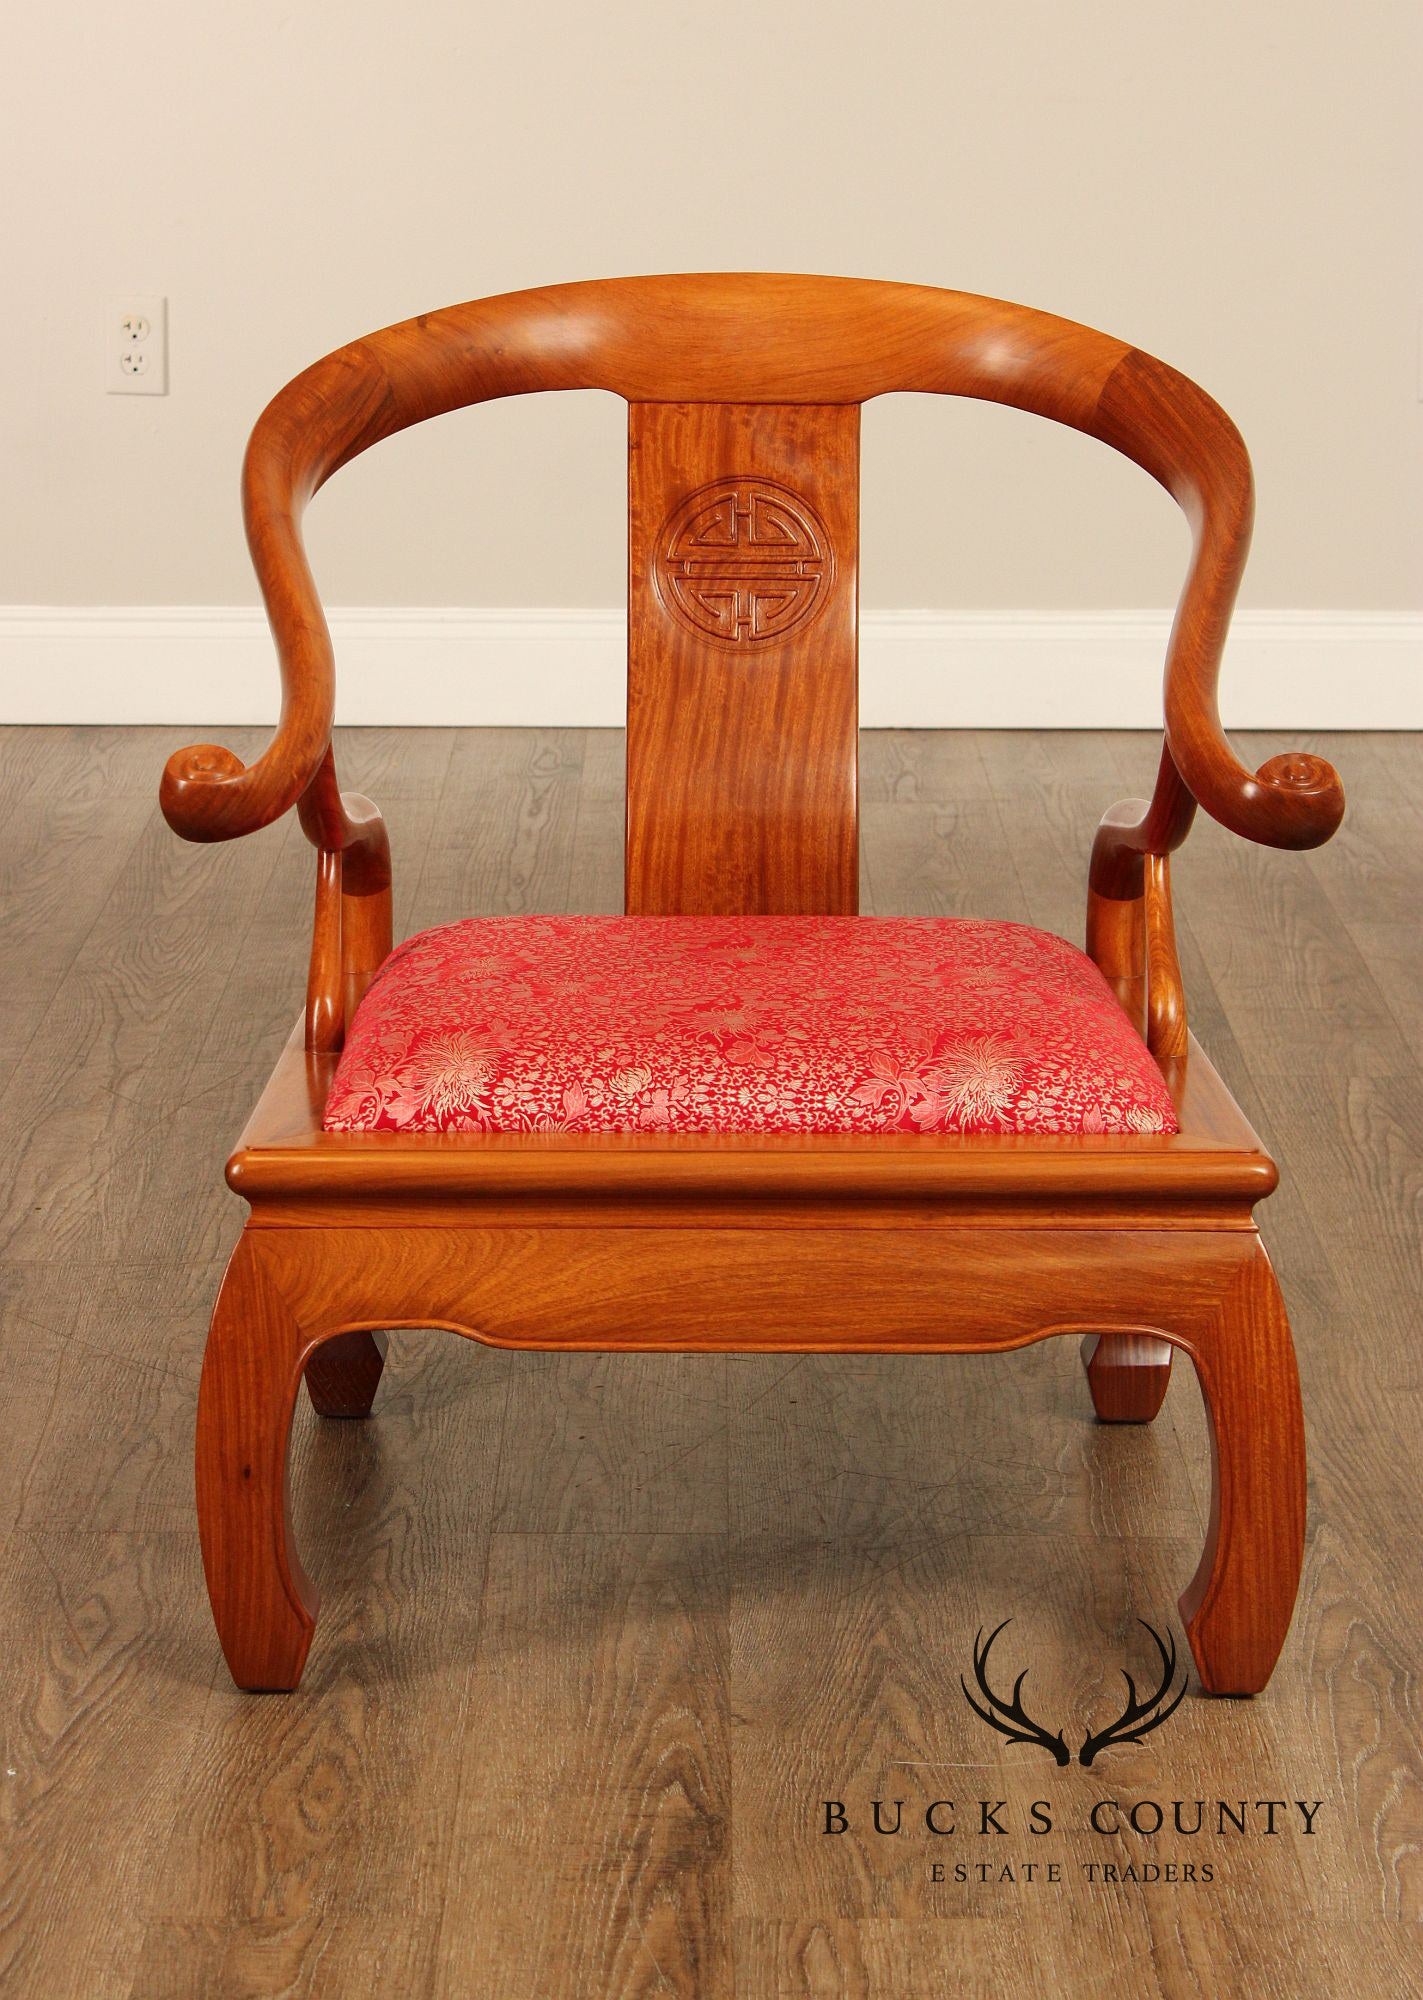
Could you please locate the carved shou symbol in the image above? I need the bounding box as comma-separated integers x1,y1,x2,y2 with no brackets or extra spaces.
653,478,834,647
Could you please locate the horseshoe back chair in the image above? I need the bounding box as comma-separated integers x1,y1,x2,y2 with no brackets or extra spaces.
161,274,1344,1694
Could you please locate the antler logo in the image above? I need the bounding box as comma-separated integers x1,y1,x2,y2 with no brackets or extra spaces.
961,1619,1187,1767
961,1623,1071,1766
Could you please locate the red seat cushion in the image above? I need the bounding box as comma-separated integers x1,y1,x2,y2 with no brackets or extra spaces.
322,915,1177,1137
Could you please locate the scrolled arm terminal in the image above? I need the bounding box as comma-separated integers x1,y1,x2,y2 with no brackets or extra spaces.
1087,345,1344,889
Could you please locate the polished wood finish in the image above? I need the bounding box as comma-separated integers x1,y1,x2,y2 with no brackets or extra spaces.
1143,852,1188,1058
627,402,859,914
154,277,1344,1703
194,1231,318,1691
201,1215,1305,1699
1080,1332,1174,1423
6,724,1415,1999
1176,1242,1307,1695
303,1327,387,1418
301,780,391,1051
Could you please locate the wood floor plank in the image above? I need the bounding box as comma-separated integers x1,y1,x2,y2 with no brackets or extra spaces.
329,724,457,803
859,729,1008,809
860,714,1028,920
0,795,151,1085
1342,920,1423,1056
858,799,1025,923
406,726,586,933
127,1913,442,2000
1281,1513,1423,1925
733,1911,1423,2000
945,1340,1207,1546
439,1531,731,2000
567,727,626,914
734,1916,1030,1999
729,1526,988,1923
1167,812,1412,1080
0,1058,265,1266
0,804,292,1125
0,724,265,801
1262,1069,1423,1383
0,1527,221,2000
974,727,1120,945
493,1351,728,1534
0,1260,217,1536
727,1353,967,1545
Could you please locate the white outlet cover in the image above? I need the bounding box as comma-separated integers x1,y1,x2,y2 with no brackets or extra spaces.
106,295,167,396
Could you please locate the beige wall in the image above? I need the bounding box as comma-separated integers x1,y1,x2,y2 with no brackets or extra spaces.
3,0,1419,612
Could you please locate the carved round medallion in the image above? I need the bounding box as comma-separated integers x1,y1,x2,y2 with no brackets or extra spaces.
652,478,834,648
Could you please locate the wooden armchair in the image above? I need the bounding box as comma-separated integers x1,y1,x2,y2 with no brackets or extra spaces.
161,274,1344,1695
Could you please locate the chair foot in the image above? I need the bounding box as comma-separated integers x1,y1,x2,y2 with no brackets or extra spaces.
1080,1332,1173,1423
305,1329,388,1418
1179,1246,1306,1695
196,1232,317,1691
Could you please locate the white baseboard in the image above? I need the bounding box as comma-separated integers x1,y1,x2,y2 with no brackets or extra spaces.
0,606,1418,728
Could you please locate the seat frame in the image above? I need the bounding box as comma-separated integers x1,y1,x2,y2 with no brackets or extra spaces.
161,274,1345,1695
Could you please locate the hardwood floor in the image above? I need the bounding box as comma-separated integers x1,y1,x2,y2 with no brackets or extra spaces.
0,726,1419,1998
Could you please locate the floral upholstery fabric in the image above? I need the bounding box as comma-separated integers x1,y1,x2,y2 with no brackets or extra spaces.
322,915,1177,1138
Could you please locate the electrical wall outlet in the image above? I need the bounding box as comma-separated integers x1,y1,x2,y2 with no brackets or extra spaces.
106,296,167,395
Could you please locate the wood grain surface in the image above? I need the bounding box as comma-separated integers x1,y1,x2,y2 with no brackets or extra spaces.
1,725,1418,1997
626,401,860,915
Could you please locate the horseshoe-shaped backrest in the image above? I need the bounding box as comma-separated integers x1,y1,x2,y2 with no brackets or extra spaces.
164,274,1341,921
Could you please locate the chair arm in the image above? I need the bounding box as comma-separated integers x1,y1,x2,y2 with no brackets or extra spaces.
158,342,402,1049
1087,347,1345,869
160,342,397,849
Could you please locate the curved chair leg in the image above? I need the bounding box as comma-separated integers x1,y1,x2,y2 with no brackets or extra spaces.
196,1232,317,1691
305,1329,388,1417
1179,1246,1306,1695
1081,1332,1173,1423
